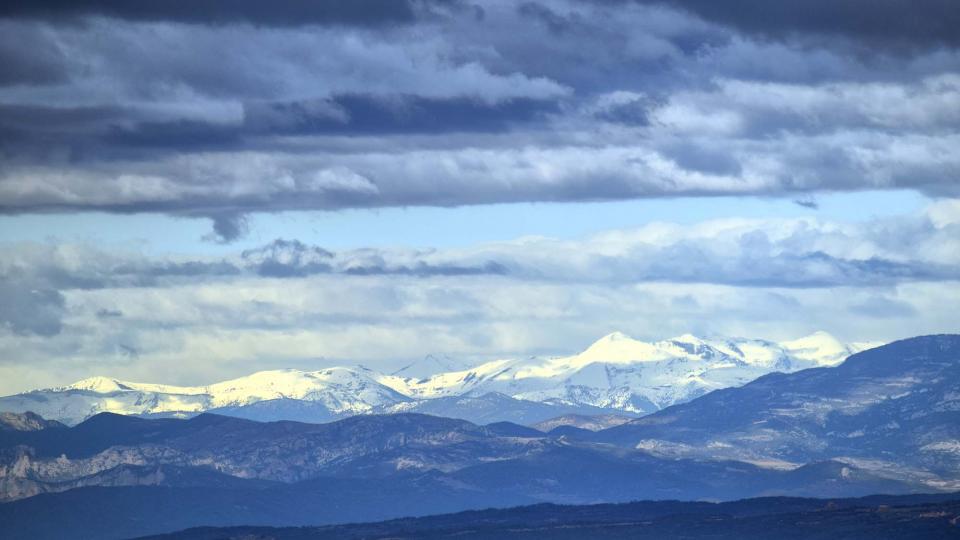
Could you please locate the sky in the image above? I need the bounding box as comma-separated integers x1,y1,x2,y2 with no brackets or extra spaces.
0,0,958,394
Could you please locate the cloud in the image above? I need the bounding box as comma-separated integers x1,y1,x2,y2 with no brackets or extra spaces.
633,0,960,49
99,95,561,152
242,239,334,277
0,201,957,392
0,282,65,336
0,24,69,86
242,239,509,278
4,201,958,294
848,295,918,319
0,1,957,240
207,214,249,244
0,0,455,27
2,274,957,395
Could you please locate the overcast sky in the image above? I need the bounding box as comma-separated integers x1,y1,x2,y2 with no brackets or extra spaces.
1,0,958,393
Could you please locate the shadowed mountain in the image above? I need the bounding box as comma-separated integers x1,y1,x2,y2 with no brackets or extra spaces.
137,495,960,540
594,335,960,481
531,413,633,432
4,490,957,540
0,407,932,508
0,412,65,432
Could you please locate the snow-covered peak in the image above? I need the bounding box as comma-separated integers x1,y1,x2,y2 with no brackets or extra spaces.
780,331,851,366
60,376,128,393
577,332,663,364
56,376,208,396
34,367,410,420
203,367,405,408
388,358,517,398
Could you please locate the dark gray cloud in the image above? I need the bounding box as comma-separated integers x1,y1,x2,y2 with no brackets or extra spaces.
0,0,957,240
517,2,572,35
242,239,334,277
207,214,250,244
0,0,454,27
633,0,960,48
0,283,65,336
659,142,743,176
91,95,560,153
248,95,559,136
0,25,69,86
242,239,508,278
0,247,242,298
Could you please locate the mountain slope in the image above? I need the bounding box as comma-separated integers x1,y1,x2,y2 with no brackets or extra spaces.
595,335,960,484
532,413,633,432
0,412,554,501
0,412,65,432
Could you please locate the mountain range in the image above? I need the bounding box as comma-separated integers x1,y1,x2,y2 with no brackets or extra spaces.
591,334,960,485
0,331,875,426
0,334,957,539
138,494,960,540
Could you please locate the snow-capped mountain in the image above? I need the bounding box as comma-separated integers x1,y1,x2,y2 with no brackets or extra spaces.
387,331,876,414
6,367,412,425
0,331,879,425
595,334,960,479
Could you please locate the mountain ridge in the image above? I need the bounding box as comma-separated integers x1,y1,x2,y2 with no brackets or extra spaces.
130,494,960,540
591,334,960,486
0,331,877,425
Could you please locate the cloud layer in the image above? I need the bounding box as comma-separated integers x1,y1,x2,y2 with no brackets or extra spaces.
1,1,958,240
1,201,957,393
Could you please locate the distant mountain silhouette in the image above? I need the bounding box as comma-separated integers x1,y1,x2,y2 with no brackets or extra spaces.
137,494,960,540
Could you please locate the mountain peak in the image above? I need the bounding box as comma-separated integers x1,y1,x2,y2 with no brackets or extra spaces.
60,376,126,394
578,332,662,363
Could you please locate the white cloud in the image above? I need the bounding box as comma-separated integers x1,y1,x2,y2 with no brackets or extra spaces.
0,202,956,394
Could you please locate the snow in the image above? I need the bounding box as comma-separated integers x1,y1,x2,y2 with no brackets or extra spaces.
780,331,856,366
1,331,876,424
60,377,128,394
